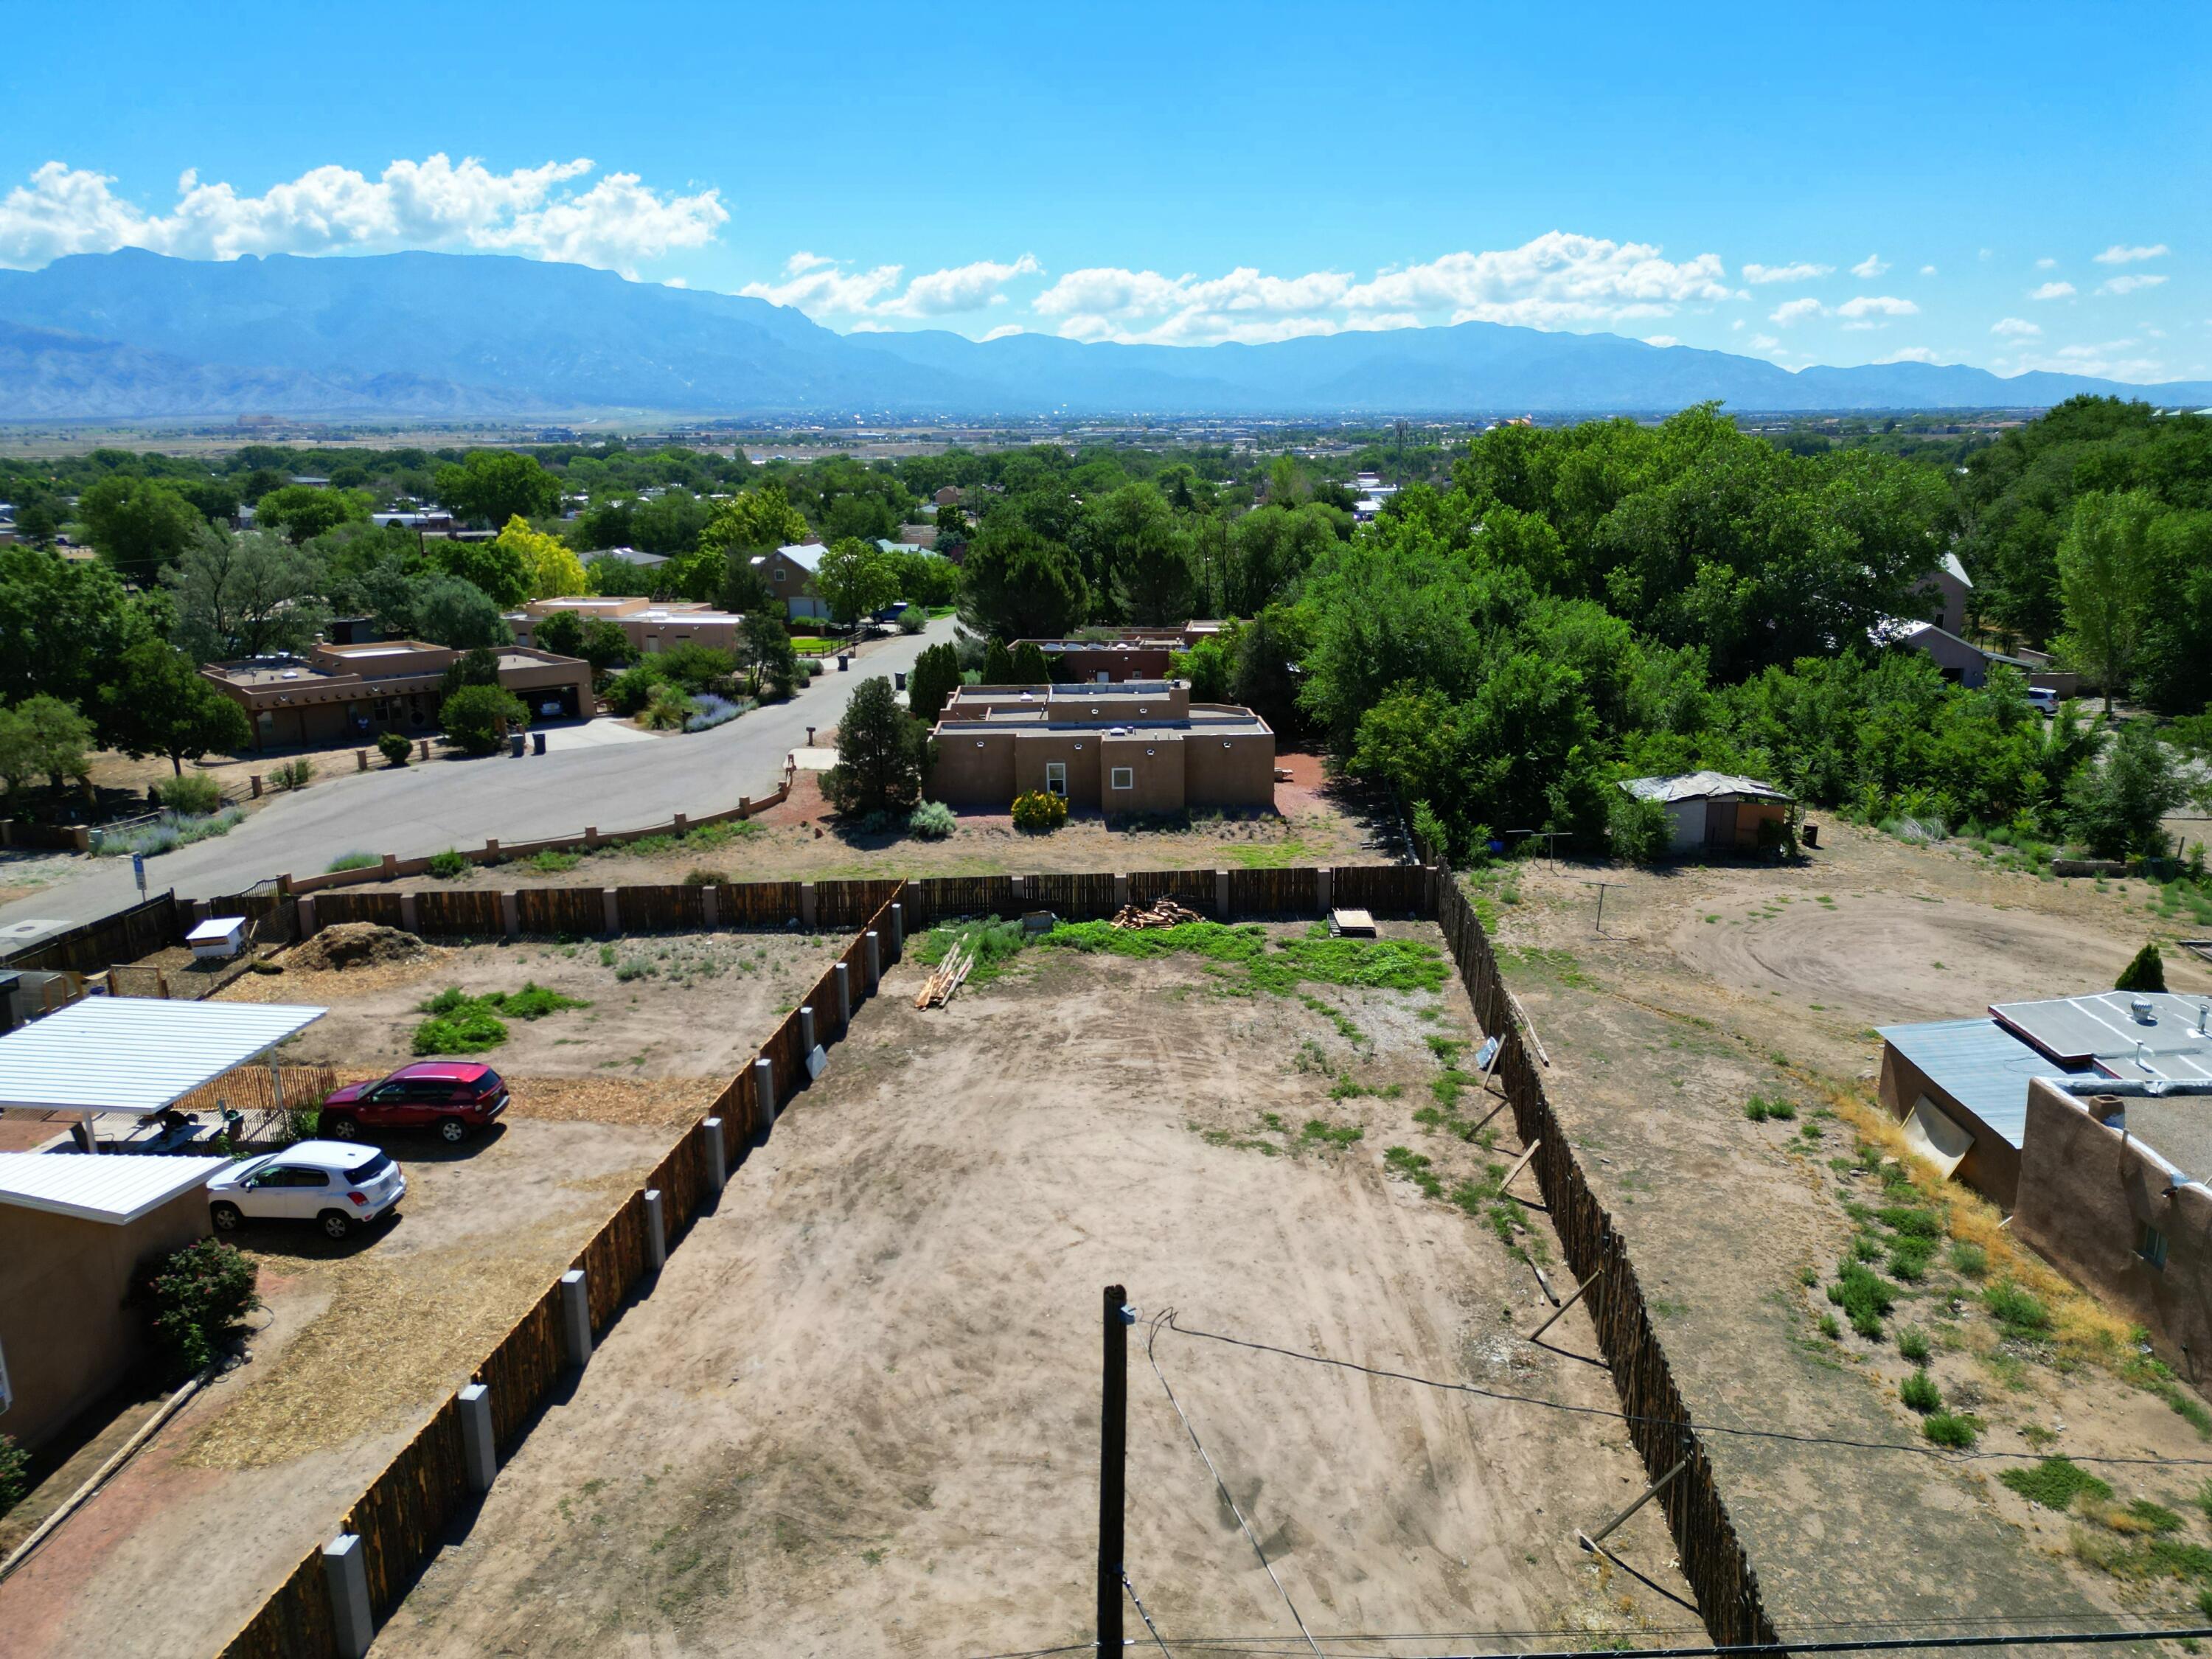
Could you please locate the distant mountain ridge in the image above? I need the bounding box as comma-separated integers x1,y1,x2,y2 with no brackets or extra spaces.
1,248,2205,420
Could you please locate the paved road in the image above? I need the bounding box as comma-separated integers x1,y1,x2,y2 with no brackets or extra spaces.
1,619,955,930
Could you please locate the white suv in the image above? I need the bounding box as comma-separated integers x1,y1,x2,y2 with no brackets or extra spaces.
207,1141,407,1240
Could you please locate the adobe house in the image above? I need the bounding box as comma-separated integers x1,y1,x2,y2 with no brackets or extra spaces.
0,1153,228,1448
925,680,1275,813
201,640,594,751
510,595,745,655
1010,622,1228,684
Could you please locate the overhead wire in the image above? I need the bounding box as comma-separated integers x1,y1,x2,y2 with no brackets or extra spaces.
1146,1310,1325,1658
1126,1568,1176,1656
1155,1311,2212,1472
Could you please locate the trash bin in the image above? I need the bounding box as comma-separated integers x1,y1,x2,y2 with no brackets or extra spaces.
509,732,526,757
1802,823,1820,849
532,731,547,756
838,654,850,672
894,671,907,691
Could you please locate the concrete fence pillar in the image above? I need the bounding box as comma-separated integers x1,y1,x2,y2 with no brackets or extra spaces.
1215,868,1230,917
1316,867,1332,916
701,885,718,929
355,748,369,773
799,883,818,930
400,892,419,934
249,774,262,799
457,1383,496,1494
602,888,620,936
559,1269,591,1366
672,813,688,835
738,795,751,817
417,738,431,761
799,1006,815,1054
585,825,600,849
888,902,904,957
864,931,880,990
298,896,318,936
500,892,521,939
643,1189,667,1273
322,1534,373,1659
701,1117,726,1192
834,961,851,1029
754,1057,776,1125
484,838,501,862
1114,872,1130,910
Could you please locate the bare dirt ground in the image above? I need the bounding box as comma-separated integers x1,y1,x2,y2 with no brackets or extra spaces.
345,749,1392,891
218,928,844,1083
1469,821,2212,1638
370,928,1691,1658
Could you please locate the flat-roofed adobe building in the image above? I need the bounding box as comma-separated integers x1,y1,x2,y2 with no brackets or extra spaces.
926,680,1276,813
509,595,744,655
201,640,594,751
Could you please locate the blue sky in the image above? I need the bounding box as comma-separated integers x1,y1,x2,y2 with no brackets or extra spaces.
2,1,2205,381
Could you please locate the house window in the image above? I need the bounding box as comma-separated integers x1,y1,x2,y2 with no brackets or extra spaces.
1110,767,1134,790
2138,1222,2170,1271
1045,762,1067,798
774,566,785,582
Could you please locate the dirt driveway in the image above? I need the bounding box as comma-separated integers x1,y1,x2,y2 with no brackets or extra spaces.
369,932,1688,1658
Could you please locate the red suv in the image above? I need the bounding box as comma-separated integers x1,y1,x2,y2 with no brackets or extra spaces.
321,1062,509,1144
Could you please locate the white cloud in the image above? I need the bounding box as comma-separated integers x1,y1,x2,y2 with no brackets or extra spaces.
1644,335,1679,347
1837,294,1919,318
1770,296,1824,326
1749,333,1781,350
2100,273,2168,296
2029,281,2076,300
1851,253,1891,279
1730,318,1745,330
2008,339,2165,380
2094,243,2169,265
0,156,725,276
1742,261,1831,285
981,323,1025,341
1874,347,1938,364
2035,257,2057,270
1919,265,1938,276
1991,317,2042,338
742,251,1044,319
1841,321,1882,332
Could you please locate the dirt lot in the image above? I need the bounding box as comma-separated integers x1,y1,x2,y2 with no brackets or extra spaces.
0,928,835,1659
335,750,1390,891
369,927,1691,1658
1469,821,2212,1637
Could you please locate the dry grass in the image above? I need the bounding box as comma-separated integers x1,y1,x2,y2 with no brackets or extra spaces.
498,1074,720,1129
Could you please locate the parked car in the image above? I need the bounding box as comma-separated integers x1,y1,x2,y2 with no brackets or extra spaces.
319,1061,509,1144
2025,686,2060,716
207,1142,406,1240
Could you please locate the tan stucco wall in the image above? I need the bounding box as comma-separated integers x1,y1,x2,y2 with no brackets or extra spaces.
1102,734,1186,814
926,732,1018,807
2014,1080,2212,1379
0,1188,211,1449
1878,1046,2023,1211
1186,731,1277,810
1014,734,1104,810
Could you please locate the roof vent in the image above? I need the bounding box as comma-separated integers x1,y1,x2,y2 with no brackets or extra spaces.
2132,995,2156,1024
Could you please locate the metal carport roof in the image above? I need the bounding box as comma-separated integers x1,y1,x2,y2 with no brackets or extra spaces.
0,998,327,1118
0,1152,231,1223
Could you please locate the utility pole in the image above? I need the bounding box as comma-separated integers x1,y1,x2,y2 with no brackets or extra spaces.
1098,1283,1129,1658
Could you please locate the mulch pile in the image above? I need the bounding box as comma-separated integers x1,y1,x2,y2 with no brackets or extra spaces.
287,922,430,973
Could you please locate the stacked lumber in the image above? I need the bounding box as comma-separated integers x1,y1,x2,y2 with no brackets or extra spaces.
1109,898,1204,930
914,940,976,1009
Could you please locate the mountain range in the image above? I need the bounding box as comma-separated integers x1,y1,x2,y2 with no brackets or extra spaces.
1,248,2205,420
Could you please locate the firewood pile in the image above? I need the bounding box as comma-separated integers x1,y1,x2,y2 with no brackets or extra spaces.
1108,898,1204,930
914,941,977,1009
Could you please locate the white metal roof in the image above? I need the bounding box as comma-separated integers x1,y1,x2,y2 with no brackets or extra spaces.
1992,991,2212,1082
0,998,327,1116
0,1152,229,1223
1621,770,1792,804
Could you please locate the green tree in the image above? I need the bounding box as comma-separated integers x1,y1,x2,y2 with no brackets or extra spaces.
440,647,501,700
10,496,60,546
961,516,1087,639
739,611,799,698
821,676,926,817
576,616,634,677
532,609,587,660
433,451,560,527
493,515,589,600
2055,490,2162,714
983,637,1016,684
0,695,94,794
906,641,963,723
2115,942,2168,994
433,535,532,608
0,545,150,713
1010,640,1051,683
2066,719,2183,859
815,538,898,627
77,476,204,582
163,528,328,663
254,485,372,544
102,639,254,775
439,684,529,755
1079,484,1192,623
414,577,513,649
696,482,809,560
